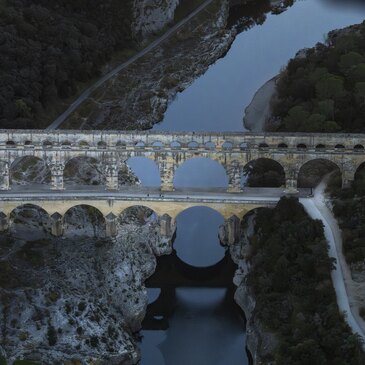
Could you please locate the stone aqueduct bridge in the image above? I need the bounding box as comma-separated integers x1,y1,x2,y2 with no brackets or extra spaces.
0,129,364,239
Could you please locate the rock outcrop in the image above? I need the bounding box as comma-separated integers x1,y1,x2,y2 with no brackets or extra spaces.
0,206,174,364
132,0,180,39
230,213,278,365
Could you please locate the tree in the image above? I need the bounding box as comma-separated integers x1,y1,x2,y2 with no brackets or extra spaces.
315,74,344,100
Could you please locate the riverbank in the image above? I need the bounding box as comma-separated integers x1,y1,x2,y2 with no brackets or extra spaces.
243,76,278,132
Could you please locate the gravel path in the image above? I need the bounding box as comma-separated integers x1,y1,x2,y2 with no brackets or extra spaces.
300,180,365,344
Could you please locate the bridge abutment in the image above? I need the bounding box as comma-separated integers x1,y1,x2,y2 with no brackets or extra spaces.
0,162,10,190
105,166,119,191
50,163,65,190
226,163,243,193
342,170,355,189
105,213,118,237
0,212,8,231
284,178,299,194
160,161,175,192
50,213,63,237
160,214,176,239
219,215,241,245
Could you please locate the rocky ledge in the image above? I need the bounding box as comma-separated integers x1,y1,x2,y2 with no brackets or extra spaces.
229,214,278,365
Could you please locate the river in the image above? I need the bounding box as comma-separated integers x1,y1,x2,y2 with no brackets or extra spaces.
137,0,365,364
153,0,365,132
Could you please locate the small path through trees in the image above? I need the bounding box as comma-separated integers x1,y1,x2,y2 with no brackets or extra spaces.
46,0,215,131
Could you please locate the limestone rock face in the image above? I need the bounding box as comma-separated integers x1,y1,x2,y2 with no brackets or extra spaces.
0,206,175,364
132,0,180,38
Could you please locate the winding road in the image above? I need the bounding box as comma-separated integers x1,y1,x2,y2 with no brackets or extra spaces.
46,0,215,131
301,181,365,345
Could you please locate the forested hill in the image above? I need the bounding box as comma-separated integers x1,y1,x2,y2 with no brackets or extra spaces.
271,21,365,133
0,0,134,129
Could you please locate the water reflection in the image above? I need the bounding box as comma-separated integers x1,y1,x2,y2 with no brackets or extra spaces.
174,207,225,267
141,287,247,365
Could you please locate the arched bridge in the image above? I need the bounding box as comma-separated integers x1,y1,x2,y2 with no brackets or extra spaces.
0,129,364,192
0,129,363,240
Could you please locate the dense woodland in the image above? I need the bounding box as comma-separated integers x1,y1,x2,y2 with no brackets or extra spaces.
331,166,365,265
272,21,365,133
0,0,134,129
271,21,365,268
247,198,365,364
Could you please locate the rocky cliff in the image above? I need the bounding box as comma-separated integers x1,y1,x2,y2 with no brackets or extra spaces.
0,206,174,364
132,0,180,39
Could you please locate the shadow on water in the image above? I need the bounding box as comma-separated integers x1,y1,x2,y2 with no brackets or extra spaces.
140,249,251,365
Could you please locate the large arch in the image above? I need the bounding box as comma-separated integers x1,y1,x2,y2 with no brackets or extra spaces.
10,156,50,186
173,206,226,267
9,204,50,239
63,204,106,237
297,158,342,188
243,158,285,187
64,156,105,187
119,205,159,226
353,161,365,194
173,157,228,189
125,157,160,187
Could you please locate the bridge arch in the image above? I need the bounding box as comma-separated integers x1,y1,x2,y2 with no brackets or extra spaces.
297,158,342,188
64,156,105,187
174,206,226,267
9,204,51,238
119,205,159,225
173,157,228,189
63,204,106,237
125,156,161,187
354,162,365,191
243,158,285,187
10,156,51,186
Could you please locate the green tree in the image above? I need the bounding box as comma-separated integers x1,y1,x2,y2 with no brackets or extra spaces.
315,74,344,99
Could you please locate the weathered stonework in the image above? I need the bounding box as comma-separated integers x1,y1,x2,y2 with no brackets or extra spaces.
0,130,363,192
0,130,364,238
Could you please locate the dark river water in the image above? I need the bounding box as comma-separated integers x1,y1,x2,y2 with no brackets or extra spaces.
137,0,365,364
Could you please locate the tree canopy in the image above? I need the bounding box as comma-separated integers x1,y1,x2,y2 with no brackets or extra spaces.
0,0,134,129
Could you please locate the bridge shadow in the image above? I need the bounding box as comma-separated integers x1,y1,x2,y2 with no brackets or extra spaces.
142,249,238,331
146,250,236,288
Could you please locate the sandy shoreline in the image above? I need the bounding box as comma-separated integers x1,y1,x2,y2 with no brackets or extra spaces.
243,76,278,132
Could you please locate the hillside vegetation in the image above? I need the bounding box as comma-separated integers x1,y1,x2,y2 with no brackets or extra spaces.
272,21,365,133
247,198,365,364
0,0,134,129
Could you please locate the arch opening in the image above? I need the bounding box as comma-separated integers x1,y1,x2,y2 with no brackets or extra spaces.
6,141,16,148
79,141,89,149
119,206,158,226
354,162,365,195
62,141,72,149
243,158,285,188
10,156,51,186
298,159,341,189
63,205,106,237
188,141,199,149
10,204,50,239
174,157,228,189
151,141,164,149
222,141,233,150
171,141,181,149
64,156,105,187
205,141,215,150
174,206,226,267
354,144,364,152
125,157,160,187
